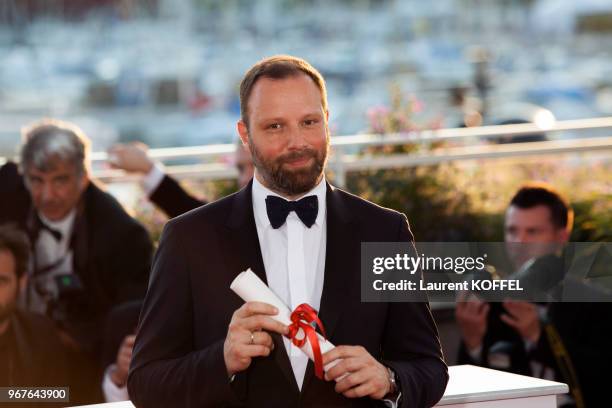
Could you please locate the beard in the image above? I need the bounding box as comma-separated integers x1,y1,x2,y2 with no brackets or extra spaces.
0,298,17,327
249,137,329,196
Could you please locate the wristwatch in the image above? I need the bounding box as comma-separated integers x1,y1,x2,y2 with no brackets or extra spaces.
384,365,401,400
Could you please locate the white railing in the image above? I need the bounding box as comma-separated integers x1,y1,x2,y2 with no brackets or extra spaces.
3,118,612,188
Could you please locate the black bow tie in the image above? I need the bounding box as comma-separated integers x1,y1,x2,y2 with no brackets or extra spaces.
265,195,318,229
35,215,63,242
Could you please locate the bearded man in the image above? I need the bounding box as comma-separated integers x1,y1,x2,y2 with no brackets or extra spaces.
128,55,448,408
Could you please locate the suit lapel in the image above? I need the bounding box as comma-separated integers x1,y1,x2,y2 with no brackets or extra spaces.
302,183,356,393
72,193,89,284
225,181,299,393
226,181,268,286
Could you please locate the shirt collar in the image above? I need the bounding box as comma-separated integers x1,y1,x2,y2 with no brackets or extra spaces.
252,175,327,229
38,209,76,238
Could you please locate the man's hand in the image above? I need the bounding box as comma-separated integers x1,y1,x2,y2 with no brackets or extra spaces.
110,334,136,387
108,142,154,174
455,292,490,351
501,301,541,343
224,302,288,377
322,346,391,400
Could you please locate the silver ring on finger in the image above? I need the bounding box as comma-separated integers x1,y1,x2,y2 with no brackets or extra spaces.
250,332,255,345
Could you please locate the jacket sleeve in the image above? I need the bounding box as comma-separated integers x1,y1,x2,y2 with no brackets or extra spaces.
0,162,31,225
127,220,239,408
149,175,206,218
382,213,449,408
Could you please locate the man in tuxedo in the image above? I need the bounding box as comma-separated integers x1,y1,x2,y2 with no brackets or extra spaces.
129,55,448,407
107,140,254,218
0,119,153,402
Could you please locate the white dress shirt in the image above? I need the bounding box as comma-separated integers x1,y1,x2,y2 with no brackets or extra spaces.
251,175,327,390
102,365,129,402
29,210,76,313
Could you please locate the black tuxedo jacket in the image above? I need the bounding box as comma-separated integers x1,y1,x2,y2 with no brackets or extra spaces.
129,181,448,407
0,161,153,356
4,310,70,395
4,309,102,405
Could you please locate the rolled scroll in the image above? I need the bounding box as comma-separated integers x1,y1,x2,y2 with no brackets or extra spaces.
230,268,340,376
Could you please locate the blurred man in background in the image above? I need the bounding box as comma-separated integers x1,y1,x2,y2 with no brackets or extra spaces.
0,119,153,403
456,183,610,407
456,184,571,376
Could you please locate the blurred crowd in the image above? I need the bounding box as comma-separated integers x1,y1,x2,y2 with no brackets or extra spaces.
0,118,609,407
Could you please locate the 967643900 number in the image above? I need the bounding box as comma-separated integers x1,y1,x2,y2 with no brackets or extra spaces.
0,387,69,403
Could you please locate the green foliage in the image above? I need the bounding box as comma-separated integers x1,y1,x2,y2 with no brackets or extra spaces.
347,165,488,241
571,197,612,241
346,159,610,242
355,85,486,241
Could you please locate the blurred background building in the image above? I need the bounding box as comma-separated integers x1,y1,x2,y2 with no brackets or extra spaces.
1,0,612,155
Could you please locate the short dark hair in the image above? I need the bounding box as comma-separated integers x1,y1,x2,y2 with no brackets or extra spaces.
0,224,30,279
239,55,327,128
509,183,573,232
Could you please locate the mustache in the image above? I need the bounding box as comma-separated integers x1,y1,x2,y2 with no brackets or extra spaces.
277,149,317,163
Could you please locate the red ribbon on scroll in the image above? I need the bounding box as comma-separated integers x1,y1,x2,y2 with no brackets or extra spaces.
285,303,328,380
